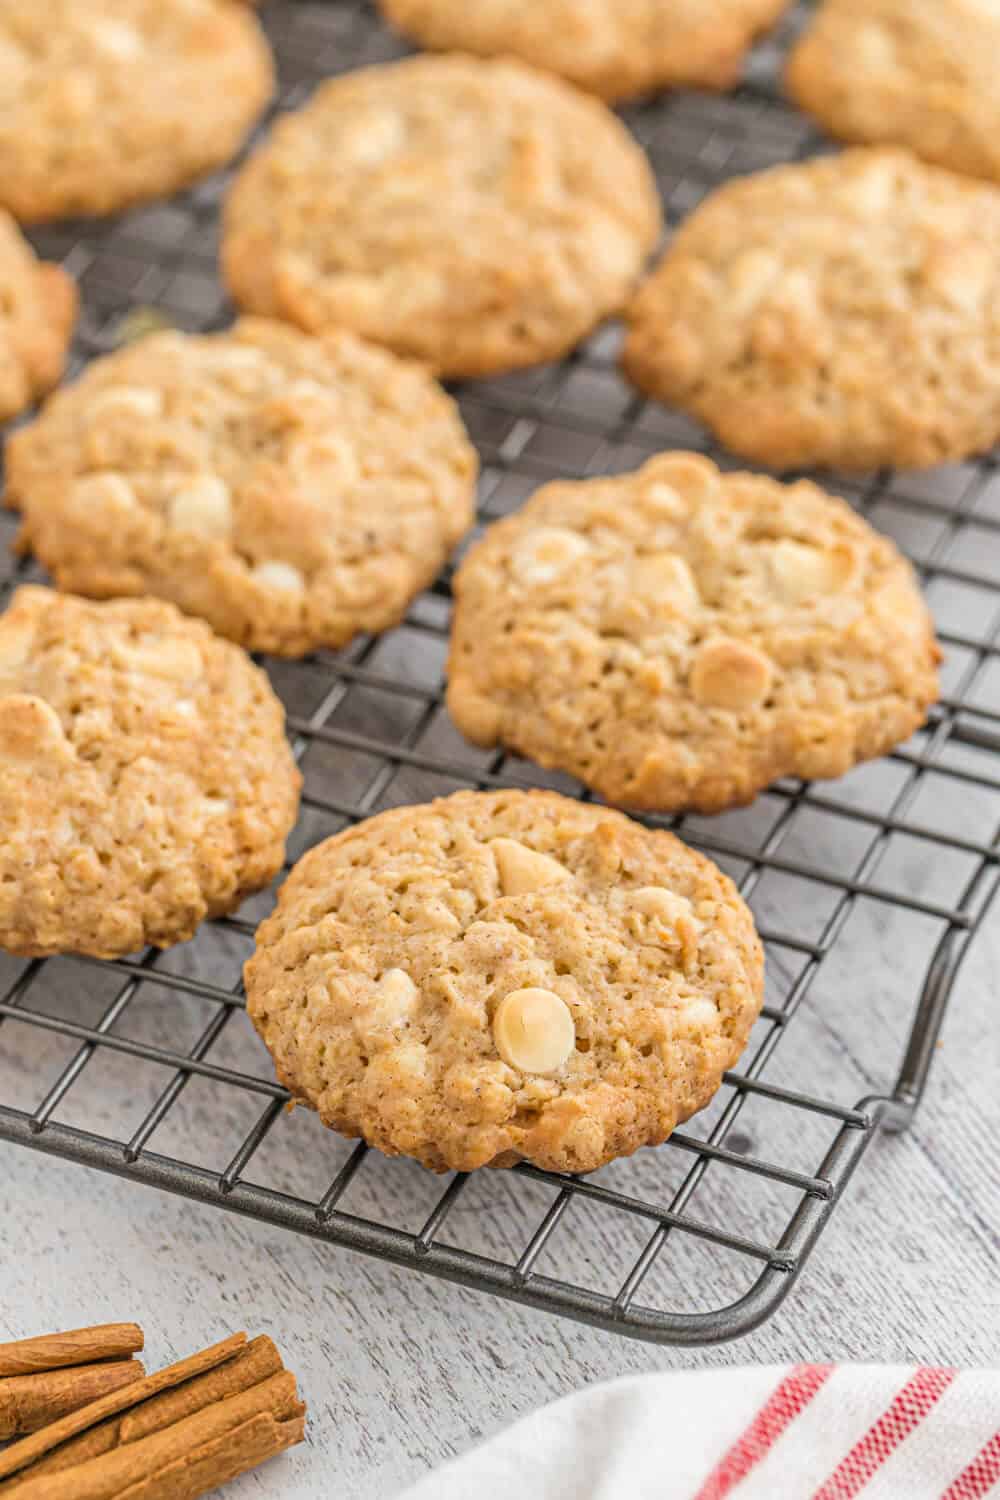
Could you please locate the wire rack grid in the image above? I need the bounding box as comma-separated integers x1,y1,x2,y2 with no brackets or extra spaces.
1,0,998,1346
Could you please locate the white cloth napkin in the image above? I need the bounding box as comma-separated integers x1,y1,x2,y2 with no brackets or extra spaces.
397,1364,1000,1499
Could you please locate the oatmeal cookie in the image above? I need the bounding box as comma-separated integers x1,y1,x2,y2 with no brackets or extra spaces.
447,453,940,812
378,0,789,102
0,0,273,223
245,789,764,1173
0,212,76,421
6,319,477,657
222,54,661,377
787,0,1000,184
622,148,1000,471
0,586,301,957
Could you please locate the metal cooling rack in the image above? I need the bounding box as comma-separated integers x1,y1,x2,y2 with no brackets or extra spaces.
1,0,998,1346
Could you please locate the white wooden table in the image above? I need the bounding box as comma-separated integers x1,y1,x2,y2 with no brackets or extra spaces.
2,7,999,1491
2,905,997,1499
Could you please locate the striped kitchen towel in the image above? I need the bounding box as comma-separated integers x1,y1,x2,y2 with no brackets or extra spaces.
396,1365,1000,1499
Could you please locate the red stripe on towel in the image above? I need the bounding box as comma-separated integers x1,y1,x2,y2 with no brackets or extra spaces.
692,1363,833,1500
940,1428,1000,1500
810,1366,956,1500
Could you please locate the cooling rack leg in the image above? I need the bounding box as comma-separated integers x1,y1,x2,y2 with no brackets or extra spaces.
887,857,1000,1132
878,1098,917,1136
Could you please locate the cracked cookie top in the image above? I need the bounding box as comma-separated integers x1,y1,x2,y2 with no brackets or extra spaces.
788,0,1000,185
623,148,1000,471
245,789,764,1173
0,586,301,957
0,0,273,222
222,54,661,377
7,319,477,657
447,452,940,812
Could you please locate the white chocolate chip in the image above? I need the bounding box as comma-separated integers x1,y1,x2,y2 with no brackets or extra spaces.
766,539,856,603
850,160,896,217
111,636,203,682
355,968,421,1051
589,220,640,280
924,243,993,314
342,110,405,166
856,22,897,68
389,265,447,315
491,838,572,897
252,560,305,594
388,1041,429,1083
412,898,461,935
288,433,359,487
0,695,73,764
642,454,720,505
150,640,203,681
207,346,277,393
0,622,33,674
88,385,163,421
0,38,29,87
629,886,700,963
166,476,233,540
674,997,720,1039
90,18,143,57
493,988,575,1075
511,527,590,586
210,346,268,370
374,967,419,1018
729,248,779,315
72,473,137,513
630,887,694,923
777,269,820,316
199,795,231,818
632,553,699,611
640,482,685,519
690,637,774,711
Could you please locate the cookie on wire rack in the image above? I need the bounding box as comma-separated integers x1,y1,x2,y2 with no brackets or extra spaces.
245,789,764,1174
378,0,790,102
0,0,273,223
0,211,76,421
0,587,301,959
787,0,1000,185
446,452,940,813
6,318,478,657
221,54,661,378
622,148,1000,472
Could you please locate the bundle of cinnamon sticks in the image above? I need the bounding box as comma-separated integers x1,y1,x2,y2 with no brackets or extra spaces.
0,1325,306,1498
0,1325,145,1443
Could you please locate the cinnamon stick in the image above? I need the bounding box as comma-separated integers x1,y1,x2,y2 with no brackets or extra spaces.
114,1413,306,1500
119,1337,283,1445
0,1335,246,1484
0,1362,144,1441
5,1336,283,1486
10,1371,304,1500
0,1327,143,1380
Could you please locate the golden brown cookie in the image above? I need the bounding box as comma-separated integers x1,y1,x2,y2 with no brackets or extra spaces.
0,586,301,958
0,212,76,421
221,54,661,377
0,0,274,223
787,0,1000,184
245,789,764,1173
622,148,1000,471
6,319,477,657
378,0,790,101
447,453,940,813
